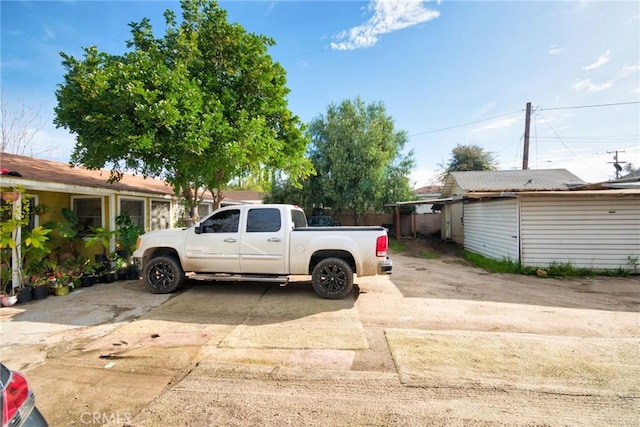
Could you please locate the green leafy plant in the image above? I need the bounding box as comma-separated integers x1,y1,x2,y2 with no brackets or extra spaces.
115,213,144,255
0,186,53,289
85,226,115,256
55,208,86,254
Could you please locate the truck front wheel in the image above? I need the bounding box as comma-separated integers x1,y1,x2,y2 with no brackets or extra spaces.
143,256,185,294
311,257,354,299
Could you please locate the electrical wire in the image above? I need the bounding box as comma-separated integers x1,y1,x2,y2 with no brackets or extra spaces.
408,101,638,138
408,109,523,137
539,101,640,111
536,109,611,175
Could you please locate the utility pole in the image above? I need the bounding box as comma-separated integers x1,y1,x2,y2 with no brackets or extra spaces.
607,150,627,179
522,102,532,170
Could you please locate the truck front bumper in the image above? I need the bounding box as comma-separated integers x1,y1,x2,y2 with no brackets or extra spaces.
378,257,393,275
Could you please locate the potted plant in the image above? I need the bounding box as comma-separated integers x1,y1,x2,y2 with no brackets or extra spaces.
60,255,84,291
30,276,49,300
115,213,144,258
1,187,53,299
85,226,115,266
115,256,129,280
1,290,18,307
33,204,49,216
80,261,97,287
54,208,86,257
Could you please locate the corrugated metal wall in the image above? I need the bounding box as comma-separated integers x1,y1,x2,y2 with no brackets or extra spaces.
520,195,640,270
464,198,519,261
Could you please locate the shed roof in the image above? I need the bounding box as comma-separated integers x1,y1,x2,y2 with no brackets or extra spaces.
441,169,586,197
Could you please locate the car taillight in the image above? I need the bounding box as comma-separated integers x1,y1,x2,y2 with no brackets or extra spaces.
376,235,387,257
2,370,28,426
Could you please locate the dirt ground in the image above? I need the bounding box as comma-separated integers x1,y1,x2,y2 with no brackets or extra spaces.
3,238,639,426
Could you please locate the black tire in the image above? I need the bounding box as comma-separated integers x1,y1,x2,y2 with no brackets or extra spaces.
143,256,185,294
311,257,354,299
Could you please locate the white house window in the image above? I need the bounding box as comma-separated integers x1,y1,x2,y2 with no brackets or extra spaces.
197,203,212,220
120,199,144,228
73,197,103,234
151,200,171,230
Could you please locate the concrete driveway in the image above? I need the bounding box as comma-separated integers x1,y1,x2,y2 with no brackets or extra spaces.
1,245,638,426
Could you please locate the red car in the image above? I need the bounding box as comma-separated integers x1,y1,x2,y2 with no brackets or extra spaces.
1,363,48,427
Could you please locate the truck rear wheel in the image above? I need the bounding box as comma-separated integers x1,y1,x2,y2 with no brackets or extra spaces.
143,256,185,294
311,257,354,299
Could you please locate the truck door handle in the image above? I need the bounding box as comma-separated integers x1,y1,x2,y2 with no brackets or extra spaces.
267,237,282,242
224,238,237,243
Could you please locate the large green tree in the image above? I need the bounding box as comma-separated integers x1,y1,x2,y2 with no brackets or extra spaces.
54,0,312,215
437,144,497,182
268,97,414,224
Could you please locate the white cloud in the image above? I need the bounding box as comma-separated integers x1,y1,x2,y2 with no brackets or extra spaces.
548,45,564,55
617,64,640,78
331,0,440,51
583,50,610,71
573,64,639,93
572,78,614,92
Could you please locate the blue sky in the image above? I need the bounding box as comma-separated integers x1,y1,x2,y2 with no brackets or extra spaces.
2,0,639,186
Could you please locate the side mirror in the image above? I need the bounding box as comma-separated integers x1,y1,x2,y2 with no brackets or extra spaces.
194,224,202,234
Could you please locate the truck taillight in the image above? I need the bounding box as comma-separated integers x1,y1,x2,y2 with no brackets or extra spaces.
376,235,388,257
2,370,28,426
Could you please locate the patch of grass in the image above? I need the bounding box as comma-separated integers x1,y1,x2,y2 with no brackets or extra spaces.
388,239,406,252
463,251,629,277
463,251,530,274
419,251,439,259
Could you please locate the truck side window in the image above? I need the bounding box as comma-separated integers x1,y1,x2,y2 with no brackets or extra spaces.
246,208,281,233
201,209,240,233
291,210,308,228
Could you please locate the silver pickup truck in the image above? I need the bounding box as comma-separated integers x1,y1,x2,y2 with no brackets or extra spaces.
133,204,392,299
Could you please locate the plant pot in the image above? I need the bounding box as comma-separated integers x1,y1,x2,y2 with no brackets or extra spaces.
101,272,116,283
18,286,33,304
117,271,128,281
116,250,129,259
1,191,20,203
80,275,95,287
32,285,48,300
127,265,140,280
54,285,69,296
1,295,18,307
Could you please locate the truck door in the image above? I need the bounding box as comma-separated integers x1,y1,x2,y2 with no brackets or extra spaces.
184,208,241,273
240,207,286,274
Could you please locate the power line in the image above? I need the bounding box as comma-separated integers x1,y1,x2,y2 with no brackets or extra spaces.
531,135,639,140
407,100,638,139
536,110,611,175
539,101,639,111
408,109,523,137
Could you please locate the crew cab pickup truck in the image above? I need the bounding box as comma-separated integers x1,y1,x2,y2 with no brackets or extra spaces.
133,204,392,299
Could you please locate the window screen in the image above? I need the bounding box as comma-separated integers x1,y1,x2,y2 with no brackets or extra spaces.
151,201,171,230
73,198,102,234
120,199,144,227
